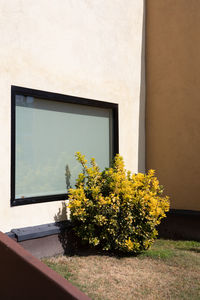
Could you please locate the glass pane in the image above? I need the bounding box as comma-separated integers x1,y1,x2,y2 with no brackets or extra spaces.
15,95,113,199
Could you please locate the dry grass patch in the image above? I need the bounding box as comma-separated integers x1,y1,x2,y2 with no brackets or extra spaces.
43,239,200,300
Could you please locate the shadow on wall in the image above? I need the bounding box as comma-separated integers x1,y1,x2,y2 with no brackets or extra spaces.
54,201,68,223
138,0,146,173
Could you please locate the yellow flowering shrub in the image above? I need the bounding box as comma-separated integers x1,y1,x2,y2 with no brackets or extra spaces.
68,152,170,253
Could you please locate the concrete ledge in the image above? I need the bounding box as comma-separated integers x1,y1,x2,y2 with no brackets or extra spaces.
0,232,91,300
8,220,71,242
5,221,73,258
5,221,72,258
12,223,60,241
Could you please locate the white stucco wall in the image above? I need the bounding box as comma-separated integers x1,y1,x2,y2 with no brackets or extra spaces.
0,0,145,232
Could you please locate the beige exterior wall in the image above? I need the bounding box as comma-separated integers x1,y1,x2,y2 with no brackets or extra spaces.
146,0,200,211
0,0,145,232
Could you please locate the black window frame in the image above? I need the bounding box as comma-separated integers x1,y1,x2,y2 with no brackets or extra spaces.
11,85,119,207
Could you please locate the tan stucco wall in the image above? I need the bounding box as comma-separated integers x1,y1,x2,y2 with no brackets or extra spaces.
0,0,145,232
146,0,200,211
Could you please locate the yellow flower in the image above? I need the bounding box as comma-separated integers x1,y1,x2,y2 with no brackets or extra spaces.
148,169,155,176
125,238,134,251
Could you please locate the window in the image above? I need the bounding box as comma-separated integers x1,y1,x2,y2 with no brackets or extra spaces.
11,86,118,206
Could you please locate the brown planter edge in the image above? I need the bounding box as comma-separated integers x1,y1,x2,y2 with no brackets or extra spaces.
0,231,91,300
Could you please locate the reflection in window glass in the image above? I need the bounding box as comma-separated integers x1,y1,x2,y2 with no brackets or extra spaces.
15,95,113,199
